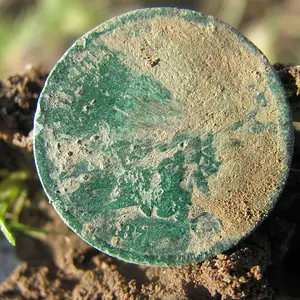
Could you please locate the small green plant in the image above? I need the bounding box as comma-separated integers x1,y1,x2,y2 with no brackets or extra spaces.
0,169,51,245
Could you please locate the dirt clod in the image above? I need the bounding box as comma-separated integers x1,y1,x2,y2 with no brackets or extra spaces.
0,65,47,151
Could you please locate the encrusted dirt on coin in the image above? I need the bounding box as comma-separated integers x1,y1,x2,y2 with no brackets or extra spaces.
46,12,291,257
0,66,300,299
35,12,291,262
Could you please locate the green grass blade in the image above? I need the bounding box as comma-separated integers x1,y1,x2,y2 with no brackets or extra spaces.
12,188,28,222
0,217,16,246
0,201,9,216
8,171,29,181
10,222,58,236
0,182,21,202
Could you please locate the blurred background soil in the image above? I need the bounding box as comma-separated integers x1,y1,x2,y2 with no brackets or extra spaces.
0,0,300,77
1,0,300,299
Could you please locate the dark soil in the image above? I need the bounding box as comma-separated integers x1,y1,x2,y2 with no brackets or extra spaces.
0,65,300,299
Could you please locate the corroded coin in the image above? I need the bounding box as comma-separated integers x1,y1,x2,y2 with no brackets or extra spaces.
34,8,293,266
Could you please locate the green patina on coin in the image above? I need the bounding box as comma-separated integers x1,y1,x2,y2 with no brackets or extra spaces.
33,8,293,266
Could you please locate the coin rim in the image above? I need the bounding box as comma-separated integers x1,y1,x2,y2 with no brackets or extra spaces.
33,7,294,266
